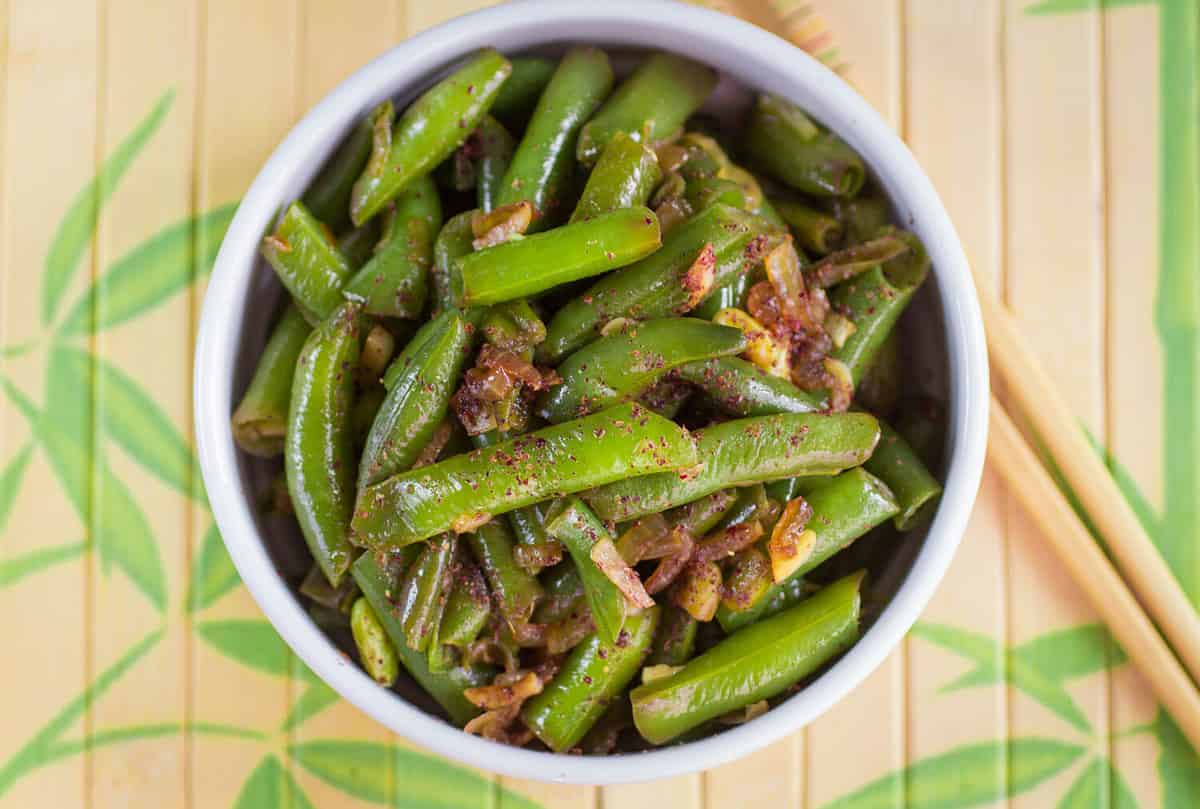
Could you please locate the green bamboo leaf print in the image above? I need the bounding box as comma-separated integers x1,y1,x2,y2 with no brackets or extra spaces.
0,441,33,539
41,90,174,326
0,378,40,434
44,721,266,763
187,521,241,613
53,344,204,503
1055,758,1137,809
0,628,162,798
234,755,316,809
820,738,1085,809
1154,709,1200,808
58,201,238,336
1026,0,1153,13
1011,624,1125,679
288,739,544,809
0,541,87,589
1083,430,1160,539
197,619,320,683
0,341,36,359
911,623,1092,732
281,682,340,732
91,454,168,610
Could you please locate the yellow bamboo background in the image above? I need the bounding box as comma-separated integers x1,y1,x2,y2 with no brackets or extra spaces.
0,0,1173,806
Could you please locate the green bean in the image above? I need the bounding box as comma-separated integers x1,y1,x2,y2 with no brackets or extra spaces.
496,47,613,227
710,483,770,534
721,546,774,612
715,468,898,631
743,93,865,198
538,204,765,364
354,403,698,547
893,395,946,471
467,519,544,629
304,114,373,232
232,304,311,457
453,206,661,307
337,219,382,270
544,497,630,644
773,197,845,255
300,563,358,613
804,232,913,289
583,411,880,522
396,534,455,652
638,376,693,420
855,330,901,415
571,132,663,223
522,607,659,752
716,575,809,634
261,201,353,324
685,176,747,213
351,49,512,225
472,116,516,212
721,164,788,228
435,556,491,650
286,303,364,586
343,174,441,320
533,561,585,624
824,194,890,244
351,552,490,726
666,489,739,537
674,356,826,417
358,309,476,488
864,421,942,531
351,596,400,686
649,605,698,666
490,56,556,128
576,53,718,165
538,318,745,423
508,501,557,574
481,299,547,351
431,211,476,314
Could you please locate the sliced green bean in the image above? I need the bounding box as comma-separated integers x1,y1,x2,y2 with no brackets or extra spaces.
467,519,544,629
685,176,747,213
232,303,311,457
337,219,382,270
522,607,659,752
824,194,890,243
353,403,699,547
431,211,476,314
351,596,400,686
649,605,698,666
674,356,826,417
864,421,942,531
261,201,353,324
544,497,630,644
496,47,613,227
472,116,516,212
773,197,845,255
632,572,862,744
584,411,879,522
351,49,511,225
538,318,745,423
743,93,865,198
490,56,557,128
855,330,901,415
304,114,374,232
480,299,546,351
396,535,455,652
571,131,662,223
286,303,363,586
716,575,809,634
666,489,739,537
577,53,718,165
436,556,491,649
453,206,661,307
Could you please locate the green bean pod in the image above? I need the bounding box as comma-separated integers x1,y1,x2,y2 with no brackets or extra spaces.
538,203,764,364
490,56,557,129
303,114,374,232
434,557,491,650
632,572,863,744
773,197,845,255
396,534,455,652
522,607,660,752
343,174,442,319
576,53,718,165
585,411,879,522
716,575,809,634
467,519,544,629
673,356,826,417
350,596,400,686
685,176,748,213
358,309,475,488
232,304,312,457
286,303,364,586
337,219,382,270
473,116,516,212
570,132,663,223
715,468,898,631
638,376,693,420
544,497,630,644
649,605,698,666
431,211,476,314
823,194,891,244
864,421,942,531
666,489,739,537
538,318,746,423
496,47,614,227
507,501,555,574
261,201,353,324
353,403,699,547
481,299,546,351
855,330,901,415
351,49,511,225
453,206,661,307
351,552,490,726
743,93,865,198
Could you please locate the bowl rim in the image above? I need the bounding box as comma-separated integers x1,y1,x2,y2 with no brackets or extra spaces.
195,0,989,785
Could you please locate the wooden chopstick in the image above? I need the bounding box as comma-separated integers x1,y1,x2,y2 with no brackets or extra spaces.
976,281,1200,688
989,400,1200,752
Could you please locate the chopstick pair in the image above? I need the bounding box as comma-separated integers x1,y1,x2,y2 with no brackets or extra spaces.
977,280,1200,752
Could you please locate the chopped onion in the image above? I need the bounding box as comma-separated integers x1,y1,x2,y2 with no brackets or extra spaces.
717,700,769,725
824,312,858,349
615,514,673,565
807,233,911,289
644,527,695,594
672,560,722,622
513,540,564,571
768,497,817,582
721,546,773,610
642,664,683,684
590,537,655,609
679,243,716,313
694,519,765,564
464,670,543,710
411,419,454,468
599,317,634,337
823,356,854,412
451,511,492,534
471,201,533,249
713,307,788,376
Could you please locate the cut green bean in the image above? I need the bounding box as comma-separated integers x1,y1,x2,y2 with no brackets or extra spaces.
538,318,745,422
685,176,747,213
472,116,516,212
396,535,455,652
571,132,663,223
431,211,476,314
453,206,661,307
351,49,511,225
649,605,698,666
481,299,546,351
522,607,659,752
666,489,739,537
632,572,862,743
583,411,880,522
716,575,809,634
351,597,400,686
544,497,630,644
743,93,865,198
490,56,557,128
577,53,718,165
304,114,374,232
773,197,844,255
337,219,382,270
467,519,544,629
674,356,826,417
864,421,942,531
262,201,353,324
233,303,311,457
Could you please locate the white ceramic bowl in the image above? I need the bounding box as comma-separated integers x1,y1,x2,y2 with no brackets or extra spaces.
195,0,988,785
